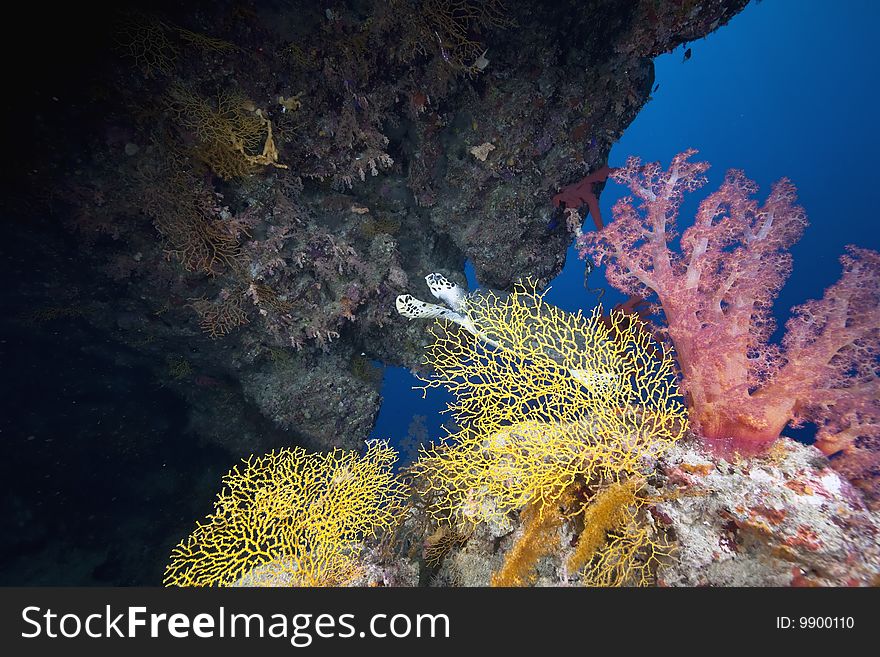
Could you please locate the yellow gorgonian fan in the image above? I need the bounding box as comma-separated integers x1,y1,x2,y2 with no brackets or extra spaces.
164,442,404,587
408,280,688,526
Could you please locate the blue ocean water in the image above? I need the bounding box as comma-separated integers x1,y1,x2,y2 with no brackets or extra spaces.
371,0,880,452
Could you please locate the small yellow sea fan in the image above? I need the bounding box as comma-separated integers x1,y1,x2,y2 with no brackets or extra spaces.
164,442,404,587
167,84,287,179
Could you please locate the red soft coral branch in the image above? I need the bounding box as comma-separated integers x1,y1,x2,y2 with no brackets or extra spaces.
778,246,880,444
552,165,612,230
581,150,880,459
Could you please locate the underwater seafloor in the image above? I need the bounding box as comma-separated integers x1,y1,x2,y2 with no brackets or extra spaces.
2,0,878,588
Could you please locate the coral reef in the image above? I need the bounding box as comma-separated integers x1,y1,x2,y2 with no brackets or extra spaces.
430,438,880,587
22,0,863,589
653,440,880,586
157,263,879,588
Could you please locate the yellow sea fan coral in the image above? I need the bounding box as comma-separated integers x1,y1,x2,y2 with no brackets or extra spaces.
164,442,405,587
189,292,249,339
114,12,177,78
580,499,672,587
423,525,472,568
410,282,687,526
167,84,287,179
173,26,239,53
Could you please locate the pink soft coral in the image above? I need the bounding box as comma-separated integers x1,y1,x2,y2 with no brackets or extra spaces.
580,150,880,461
